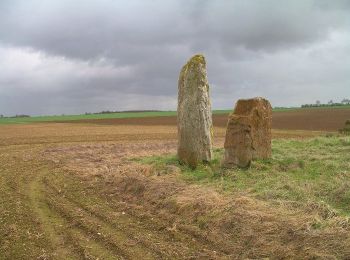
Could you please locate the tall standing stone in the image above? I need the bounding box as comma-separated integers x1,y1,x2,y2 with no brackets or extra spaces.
222,97,272,168
177,54,213,168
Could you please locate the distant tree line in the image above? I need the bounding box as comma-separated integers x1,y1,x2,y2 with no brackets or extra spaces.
0,110,164,118
84,110,162,115
0,114,31,118
301,98,350,108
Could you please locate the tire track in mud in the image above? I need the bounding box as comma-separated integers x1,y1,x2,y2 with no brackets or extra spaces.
28,170,124,259
27,173,79,259
39,141,237,258
2,142,224,259
0,147,82,259
44,198,134,259
29,172,147,259
41,174,225,259
22,154,128,259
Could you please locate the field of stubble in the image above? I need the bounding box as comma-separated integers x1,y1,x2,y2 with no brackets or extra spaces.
1,120,350,259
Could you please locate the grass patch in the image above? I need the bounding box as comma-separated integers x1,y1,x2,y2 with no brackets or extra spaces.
0,110,233,125
132,148,224,182
3,105,349,125
136,136,350,215
0,110,230,125
0,111,177,125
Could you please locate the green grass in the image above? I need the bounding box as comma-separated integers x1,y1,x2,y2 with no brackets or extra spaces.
0,111,177,125
135,135,350,216
0,110,233,125
1,105,349,125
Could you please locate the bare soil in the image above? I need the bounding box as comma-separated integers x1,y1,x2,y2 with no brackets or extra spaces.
1,123,349,259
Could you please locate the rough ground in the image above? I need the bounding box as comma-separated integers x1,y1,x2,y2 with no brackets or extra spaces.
0,123,349,259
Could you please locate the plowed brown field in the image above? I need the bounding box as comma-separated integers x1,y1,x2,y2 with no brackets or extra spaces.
1,108,350,259
59,108,350,131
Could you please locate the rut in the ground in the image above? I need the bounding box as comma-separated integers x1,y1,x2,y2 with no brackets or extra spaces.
42,141,350,259
1,143,226,259
2,139,350,259
24,157,226,259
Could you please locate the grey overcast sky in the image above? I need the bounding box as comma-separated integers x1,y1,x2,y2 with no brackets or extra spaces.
0,0,349,116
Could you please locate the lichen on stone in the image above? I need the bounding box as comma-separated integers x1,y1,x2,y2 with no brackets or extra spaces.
177,54,212,168
182,54,206,71
188,54,206,66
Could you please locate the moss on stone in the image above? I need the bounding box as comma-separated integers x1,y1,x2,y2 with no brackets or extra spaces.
189,54,206,66
179,54,207,90
183,54,206,71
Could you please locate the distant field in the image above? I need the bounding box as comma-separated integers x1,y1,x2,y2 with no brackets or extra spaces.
47,107,349,132
0,108,306,125
0,111,177,124
1,106,349,131
0,108,349,258
0,110,236,125
1,121,350,259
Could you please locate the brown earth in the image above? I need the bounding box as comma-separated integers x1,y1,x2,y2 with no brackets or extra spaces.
59,108,350,131
1,123,349,259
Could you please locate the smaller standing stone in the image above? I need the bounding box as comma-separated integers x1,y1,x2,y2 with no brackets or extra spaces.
222,97,272,168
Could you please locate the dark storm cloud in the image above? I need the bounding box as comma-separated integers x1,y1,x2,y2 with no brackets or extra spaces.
1,0,348,59
0,0,349,115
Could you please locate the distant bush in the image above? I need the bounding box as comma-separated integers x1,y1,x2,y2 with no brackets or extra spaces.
302,99,350,108
0,114,30,118
92,110,162,115
13,114,31,118
339,120,350,135
302,103,349,108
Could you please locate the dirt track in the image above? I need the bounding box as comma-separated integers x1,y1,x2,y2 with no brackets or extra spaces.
58,108,350,132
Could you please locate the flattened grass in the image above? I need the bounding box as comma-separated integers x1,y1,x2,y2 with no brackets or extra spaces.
136,136,350,215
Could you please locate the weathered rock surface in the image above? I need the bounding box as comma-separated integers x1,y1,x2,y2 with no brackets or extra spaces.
177,54,213,168
222,97,272,168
